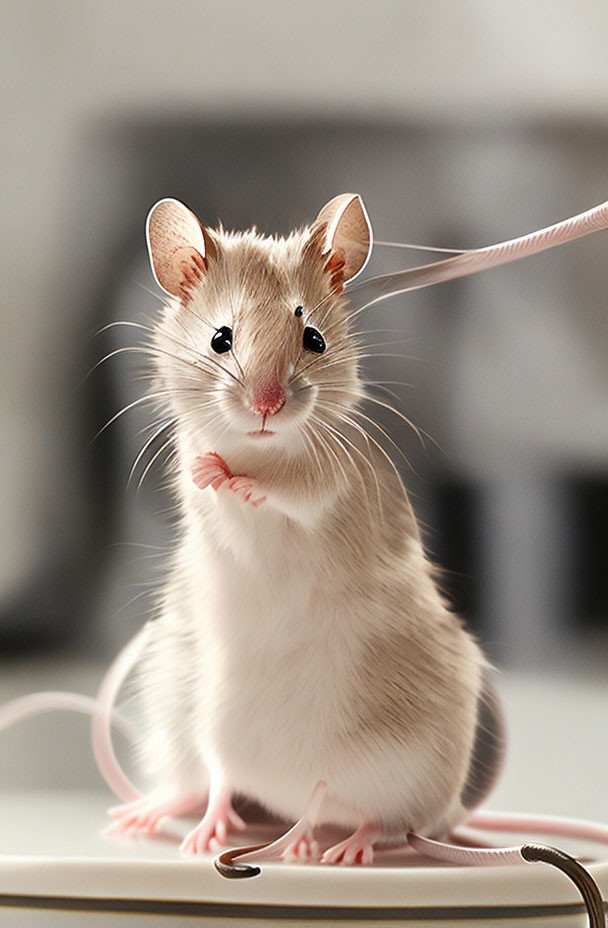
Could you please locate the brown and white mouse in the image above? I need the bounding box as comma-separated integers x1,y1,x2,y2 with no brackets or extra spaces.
106,193,505,864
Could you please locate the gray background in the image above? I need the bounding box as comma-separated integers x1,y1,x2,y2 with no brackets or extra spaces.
3,0,607,666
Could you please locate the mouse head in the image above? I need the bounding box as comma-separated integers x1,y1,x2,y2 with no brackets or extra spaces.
145,194,372,457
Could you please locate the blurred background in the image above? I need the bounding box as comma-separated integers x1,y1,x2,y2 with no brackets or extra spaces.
0,0,607,803
2,0,608,665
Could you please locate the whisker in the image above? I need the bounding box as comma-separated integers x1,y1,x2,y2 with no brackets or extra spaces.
196,351,245,388
313,415,379,526
363,389,443,455
92,391,182,442
114,588,159,617
85,344,202,381
93,320,155,338
135,281,168,304
313,412,383,522
127,418,176,489
337,412,410,509
230,345,247,384
308,416,351,488
327,390,426,452
298,422,325,477
136,435,176,495
109,541,170,551
318,397,415,483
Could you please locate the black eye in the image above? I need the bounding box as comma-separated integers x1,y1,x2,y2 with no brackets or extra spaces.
211,326,232,354
303,326,326,354
294,305,303,317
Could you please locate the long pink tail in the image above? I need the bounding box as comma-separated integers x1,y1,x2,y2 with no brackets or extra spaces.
408,809,608,866
348,198,608,307
90,624,150,802
0,624,149,802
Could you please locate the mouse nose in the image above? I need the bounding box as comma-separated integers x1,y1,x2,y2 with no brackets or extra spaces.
250,380,286,417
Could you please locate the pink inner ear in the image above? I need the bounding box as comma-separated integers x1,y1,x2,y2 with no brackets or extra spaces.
175,246,206,302
324,248,346,291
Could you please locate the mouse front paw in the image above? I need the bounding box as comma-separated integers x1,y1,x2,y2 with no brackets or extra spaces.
191,452,233,491
191,454,266,506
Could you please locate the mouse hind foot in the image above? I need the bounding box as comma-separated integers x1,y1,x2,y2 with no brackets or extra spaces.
180,784,246,855
282,825,321,862
105,790,205,837
321,822,381,866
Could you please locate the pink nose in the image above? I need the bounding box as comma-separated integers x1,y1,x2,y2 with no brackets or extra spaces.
250,381,286,417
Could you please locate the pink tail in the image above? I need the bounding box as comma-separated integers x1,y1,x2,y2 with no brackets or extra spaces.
0,625,149,802
349,198,608,307
90,624,150,802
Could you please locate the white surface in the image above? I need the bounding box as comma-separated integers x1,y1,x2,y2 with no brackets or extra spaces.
0,790,606,915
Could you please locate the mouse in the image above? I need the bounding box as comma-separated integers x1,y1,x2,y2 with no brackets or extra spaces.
105,193,506,865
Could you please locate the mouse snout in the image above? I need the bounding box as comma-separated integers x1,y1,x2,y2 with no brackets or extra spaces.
249,379,286,417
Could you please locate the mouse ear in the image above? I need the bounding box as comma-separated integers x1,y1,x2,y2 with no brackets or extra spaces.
313,193,373,284
146,198,213,299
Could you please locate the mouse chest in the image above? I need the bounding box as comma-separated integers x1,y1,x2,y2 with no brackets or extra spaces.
211,607,359,779
195,494,343,593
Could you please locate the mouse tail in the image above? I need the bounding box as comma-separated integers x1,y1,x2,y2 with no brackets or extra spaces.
409,813,608,928
0,624,151,802
407,829,606,928
347,197,608,311
90,623,151,802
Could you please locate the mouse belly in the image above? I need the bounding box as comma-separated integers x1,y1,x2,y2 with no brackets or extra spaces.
203,592,484,839
215,706,456,836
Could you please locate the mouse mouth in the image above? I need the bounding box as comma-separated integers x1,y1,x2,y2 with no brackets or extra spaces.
246,409,278,439
247,428,276,439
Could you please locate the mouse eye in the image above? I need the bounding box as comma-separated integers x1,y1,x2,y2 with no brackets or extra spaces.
303,326,326,354
294,305,303,317
211,326,232,354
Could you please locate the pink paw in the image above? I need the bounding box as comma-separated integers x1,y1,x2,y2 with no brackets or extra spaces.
321,824,379,866
191,453,266,506
191,452,233,491
283,830,320,863
180,803,246,856
105,792,203,837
